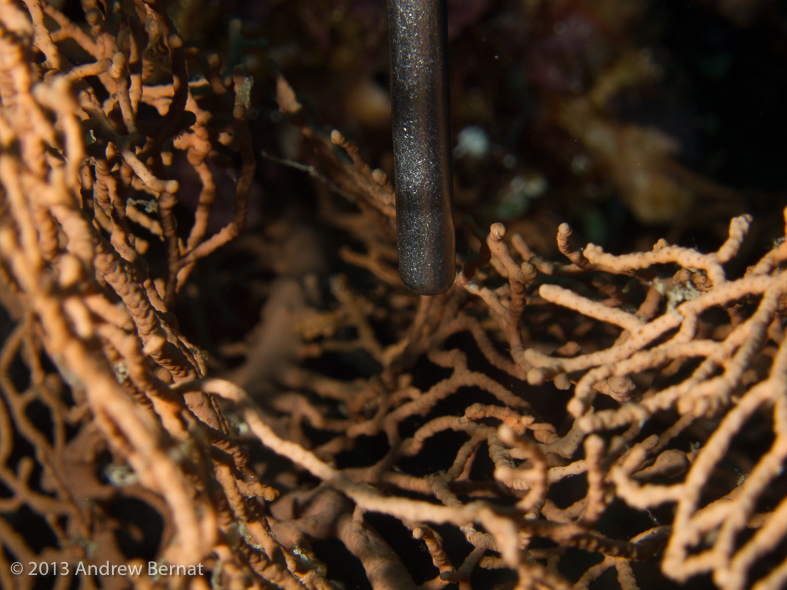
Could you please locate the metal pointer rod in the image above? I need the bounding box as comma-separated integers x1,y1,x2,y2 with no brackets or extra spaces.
388,0,456,295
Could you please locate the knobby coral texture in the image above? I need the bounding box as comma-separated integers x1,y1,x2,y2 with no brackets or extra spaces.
0,1,787,590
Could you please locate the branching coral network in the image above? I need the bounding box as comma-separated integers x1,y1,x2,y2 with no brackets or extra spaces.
1,2,787,590
0,1,284,588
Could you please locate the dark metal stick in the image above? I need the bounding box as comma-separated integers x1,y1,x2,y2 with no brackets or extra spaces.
388,0,456,295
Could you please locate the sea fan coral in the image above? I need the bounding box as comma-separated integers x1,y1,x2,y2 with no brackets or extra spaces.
1,2,787,590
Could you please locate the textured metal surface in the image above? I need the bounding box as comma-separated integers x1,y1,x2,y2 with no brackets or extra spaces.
388,0,456,295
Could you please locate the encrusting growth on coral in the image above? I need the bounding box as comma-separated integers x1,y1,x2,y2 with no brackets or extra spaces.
1,2,787,590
